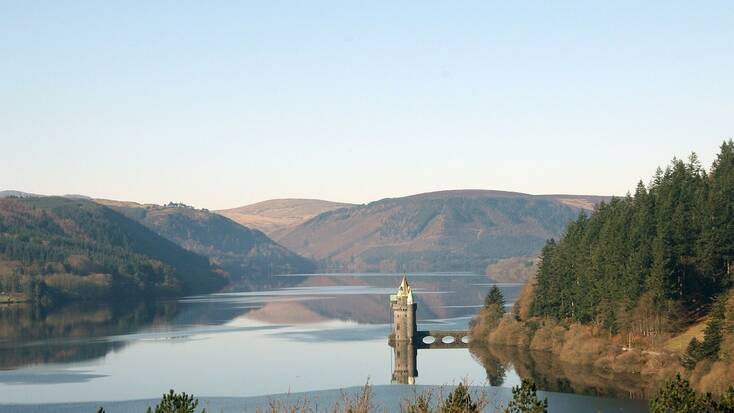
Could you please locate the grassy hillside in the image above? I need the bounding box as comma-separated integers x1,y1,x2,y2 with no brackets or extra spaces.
279,190,600,274
100,201,316,285
0,197,226,303
216,198,354,239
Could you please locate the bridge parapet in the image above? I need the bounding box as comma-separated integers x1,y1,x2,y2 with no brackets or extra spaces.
414,330,470,349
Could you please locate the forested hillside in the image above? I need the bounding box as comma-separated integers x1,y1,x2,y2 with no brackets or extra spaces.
531,141,734,333
279,190,603,274
0,197,226,304
100,201,315,286
470,141,734,395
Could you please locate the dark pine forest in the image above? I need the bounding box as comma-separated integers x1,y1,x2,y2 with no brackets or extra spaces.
532,140,734,338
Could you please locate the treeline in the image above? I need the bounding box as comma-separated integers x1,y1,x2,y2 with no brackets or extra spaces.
0,197,225,304
105,202,316,286
99,381,549,413
650,374,734,413
531,140,734,335
100,377,734,413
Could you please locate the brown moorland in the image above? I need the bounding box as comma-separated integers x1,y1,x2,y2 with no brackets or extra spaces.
217,199,354,240
277,190,608,275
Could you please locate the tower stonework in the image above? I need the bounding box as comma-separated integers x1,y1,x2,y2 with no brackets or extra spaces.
390,276,417,343
388,275,469,384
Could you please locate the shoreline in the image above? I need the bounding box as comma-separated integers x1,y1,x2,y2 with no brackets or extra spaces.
0,384,648,413
468,310,734,397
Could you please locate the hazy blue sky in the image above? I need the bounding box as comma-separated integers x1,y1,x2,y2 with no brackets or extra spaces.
2,1,732,209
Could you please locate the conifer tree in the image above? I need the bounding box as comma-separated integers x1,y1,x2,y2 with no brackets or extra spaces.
146,390,205,413
649,374,699,413
504,380,547,413
719,385,734,412
439,383,478,413
485,285,505,312
683,337,702,370
478,285,506,330
700,295,727,360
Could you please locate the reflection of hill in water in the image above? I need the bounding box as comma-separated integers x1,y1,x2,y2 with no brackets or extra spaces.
469,344,654,400
0,275,502,371
0,301,179,370
246,275,497,325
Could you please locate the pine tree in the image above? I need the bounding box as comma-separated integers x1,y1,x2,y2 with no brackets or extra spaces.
683,337,702,369
485,285,505,312
719,385,734,412
439,383,478,413
700,295,727,360
146,390,205,413
405,394,431,413
702,140,734,290
504,380,547,413
649,374,699,413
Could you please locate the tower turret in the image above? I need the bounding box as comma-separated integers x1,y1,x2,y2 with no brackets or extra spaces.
390,275,417,343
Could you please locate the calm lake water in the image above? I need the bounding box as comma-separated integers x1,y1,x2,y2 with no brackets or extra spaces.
0,274,648,412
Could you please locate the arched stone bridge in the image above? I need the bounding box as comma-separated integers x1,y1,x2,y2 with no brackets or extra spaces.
388,330,471,349
415,330,470,349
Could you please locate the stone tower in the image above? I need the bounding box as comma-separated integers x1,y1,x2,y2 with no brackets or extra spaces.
390,276,416,343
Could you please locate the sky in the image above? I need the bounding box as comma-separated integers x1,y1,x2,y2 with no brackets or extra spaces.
1,1,732,210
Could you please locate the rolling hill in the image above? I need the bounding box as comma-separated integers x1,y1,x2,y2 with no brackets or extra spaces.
216,198,354,240
0,197,226,303
0,190,91,200
0,190,39,198
98,200,316,285
278,190,607,275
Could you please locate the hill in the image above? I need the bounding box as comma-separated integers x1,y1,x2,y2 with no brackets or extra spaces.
0,190,91,200
216,199,354,239
471,140,734,396
98,200,316,285
0,190,40,198
0,197,226,304
278,190,605,274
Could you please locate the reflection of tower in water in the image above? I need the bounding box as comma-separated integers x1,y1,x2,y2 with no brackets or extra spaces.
388,276,469,384
391,339,418,384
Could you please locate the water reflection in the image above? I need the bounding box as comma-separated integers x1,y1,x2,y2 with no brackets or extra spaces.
0,275,497,373
0,274,652,407
0,300,179,370
469,344,654,399
391,340,417,384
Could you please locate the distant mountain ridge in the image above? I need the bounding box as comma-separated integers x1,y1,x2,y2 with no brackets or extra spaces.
0,190,39,198
98,200,315,286
216,198,354,239
0,190,92,200
276,190,609,275
3,189,608,283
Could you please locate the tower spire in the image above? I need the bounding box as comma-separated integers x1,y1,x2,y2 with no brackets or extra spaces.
397,274,413,304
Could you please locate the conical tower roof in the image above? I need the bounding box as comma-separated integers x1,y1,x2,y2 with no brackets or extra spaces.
396,275,414,303
399,275,409,291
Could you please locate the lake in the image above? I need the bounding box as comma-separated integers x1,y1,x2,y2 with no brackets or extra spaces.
0,274,648,412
